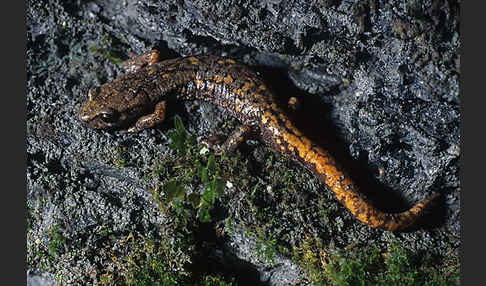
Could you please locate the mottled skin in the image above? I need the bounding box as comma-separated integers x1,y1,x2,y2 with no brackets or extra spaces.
79,50,439,231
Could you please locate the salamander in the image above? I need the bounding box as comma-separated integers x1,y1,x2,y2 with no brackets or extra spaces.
79,49,439,231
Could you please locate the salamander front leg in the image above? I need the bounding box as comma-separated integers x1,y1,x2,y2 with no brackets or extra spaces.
202,125,256,154
123,49,161,73
128,100,167,132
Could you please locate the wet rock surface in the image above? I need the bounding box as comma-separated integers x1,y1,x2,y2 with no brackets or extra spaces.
27,0,460,284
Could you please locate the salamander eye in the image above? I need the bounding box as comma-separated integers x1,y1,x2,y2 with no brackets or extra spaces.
99,110,119,124
88,86,101,101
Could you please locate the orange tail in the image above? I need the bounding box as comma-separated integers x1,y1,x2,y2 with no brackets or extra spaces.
306,144,439,231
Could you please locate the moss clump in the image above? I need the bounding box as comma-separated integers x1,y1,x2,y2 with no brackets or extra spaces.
47,223,66,259
89,34,124,65
99,233,193,285
111,144,129,168
201,275,237,286
99,232,240,285
143,116,459,286
150,116,227,224
293,237,460,286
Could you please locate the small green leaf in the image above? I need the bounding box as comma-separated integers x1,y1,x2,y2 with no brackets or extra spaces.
187,193,201,208
164,180,185,202
167,116,192,156
200,187,214,205
212,177,226,196
207,154,216,173
187,134,197,147
199,206,211,223
174,115,185,135
199,146,210,155
201,166,209,184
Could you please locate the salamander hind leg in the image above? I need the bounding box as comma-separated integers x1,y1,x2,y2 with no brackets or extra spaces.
128,100,167,132
123,49,161,73
222,125,256,153
202,125,256,154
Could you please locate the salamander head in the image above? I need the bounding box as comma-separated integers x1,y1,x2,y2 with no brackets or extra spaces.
79,82,147,130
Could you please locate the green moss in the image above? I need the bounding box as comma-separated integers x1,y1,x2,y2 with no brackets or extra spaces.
143,116,459,286
151,116,231,223
47,223,66,259
111,144,129,168
89,34,124,65
26,203,32,233
255,231,278,264
292,236,327,284
27,221,66,276
292,237,460,286
167,115,197,157
99,233,192,285
376,241,460,286
30,247,55,273
98,232,241,286
323,245,381,286
201,275,237,286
